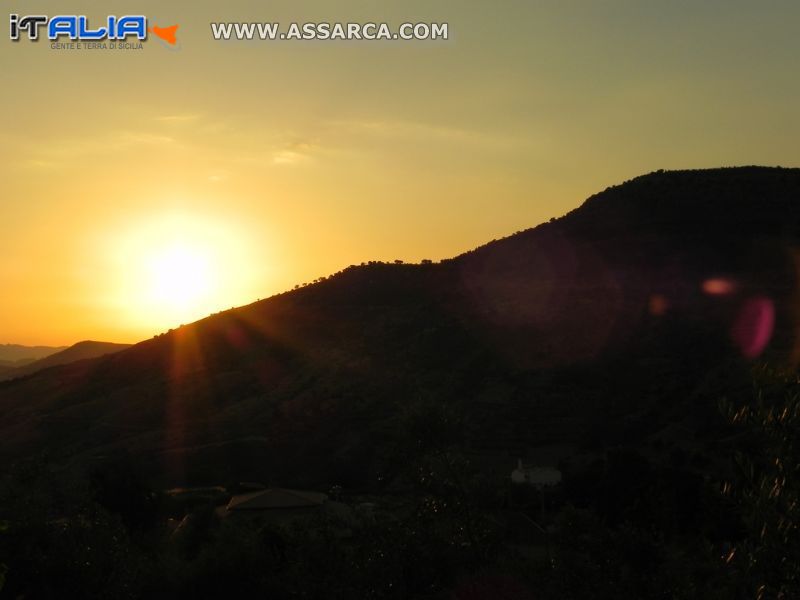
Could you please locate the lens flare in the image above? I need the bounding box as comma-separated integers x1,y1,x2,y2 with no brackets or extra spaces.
702,278,737,296
731,296,774,358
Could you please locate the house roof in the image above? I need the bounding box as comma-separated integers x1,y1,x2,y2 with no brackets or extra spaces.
227,488,328,511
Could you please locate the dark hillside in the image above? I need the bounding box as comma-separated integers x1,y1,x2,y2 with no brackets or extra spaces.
1,167,799,488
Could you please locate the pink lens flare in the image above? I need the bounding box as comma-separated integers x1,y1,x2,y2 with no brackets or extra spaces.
731,296,775,358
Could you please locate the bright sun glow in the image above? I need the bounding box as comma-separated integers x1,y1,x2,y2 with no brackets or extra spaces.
147,244,213,309
104,211,269,335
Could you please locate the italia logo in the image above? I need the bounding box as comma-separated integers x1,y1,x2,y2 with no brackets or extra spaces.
9,14,179,45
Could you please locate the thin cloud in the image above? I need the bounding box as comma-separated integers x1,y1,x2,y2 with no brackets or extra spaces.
271,141,318,166
117,132,176,146
331,118,526,150
155,114,202,123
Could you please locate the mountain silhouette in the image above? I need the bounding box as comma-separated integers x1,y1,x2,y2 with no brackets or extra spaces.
0,340,132,382
0,344,66,366
1,166,799,488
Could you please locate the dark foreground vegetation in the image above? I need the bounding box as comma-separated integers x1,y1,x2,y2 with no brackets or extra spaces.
1,364,798,599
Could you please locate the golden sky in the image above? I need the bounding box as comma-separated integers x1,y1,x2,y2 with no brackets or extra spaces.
1,0,799,345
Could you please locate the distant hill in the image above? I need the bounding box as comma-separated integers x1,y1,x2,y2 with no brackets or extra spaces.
0,344,66,365
0,341,132,382
1,166,799,489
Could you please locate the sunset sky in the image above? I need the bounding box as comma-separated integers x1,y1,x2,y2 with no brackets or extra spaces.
2,0,799,345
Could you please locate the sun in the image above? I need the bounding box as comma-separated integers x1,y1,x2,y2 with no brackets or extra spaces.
147,244,213,310
106,211,267,335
